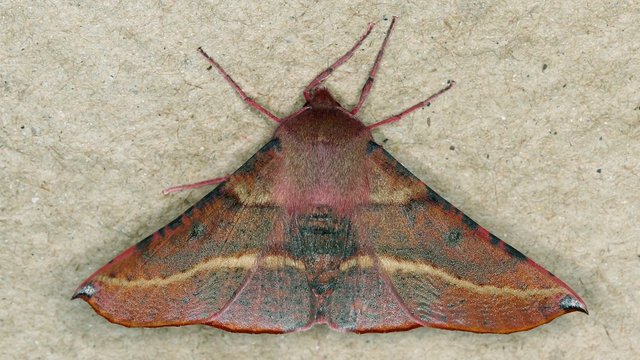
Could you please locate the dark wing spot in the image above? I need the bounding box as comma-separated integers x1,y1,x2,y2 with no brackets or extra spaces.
167,215,183,230
503,243,527,261
136,235,153,253
461,215,479,231
446,299,466,308
489,234,501,246
445,229,463,247
261,137,282,153
393,160,416,179
366,140,379,154
401,201,421,228
426,187,451,211
195,183,226,210
189,222,206,240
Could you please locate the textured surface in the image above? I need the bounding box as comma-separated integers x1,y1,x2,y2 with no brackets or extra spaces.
1,1,638,359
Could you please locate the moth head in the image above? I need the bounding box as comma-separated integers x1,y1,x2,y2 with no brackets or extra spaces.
306,87,341,108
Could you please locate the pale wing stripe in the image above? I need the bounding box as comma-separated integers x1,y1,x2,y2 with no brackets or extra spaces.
339,255,566,299
339,255,374,271
97,253,564,298
96,253,305,288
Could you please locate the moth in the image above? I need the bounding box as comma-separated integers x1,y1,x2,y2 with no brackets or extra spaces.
73,17,587,333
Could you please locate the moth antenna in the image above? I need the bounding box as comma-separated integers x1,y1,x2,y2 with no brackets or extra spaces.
161,175,230,195
351,16,398,115
367,80,456,129
197,47,282,124
303,21,375,101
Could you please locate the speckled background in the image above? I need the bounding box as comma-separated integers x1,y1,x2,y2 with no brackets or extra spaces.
1,1,638,359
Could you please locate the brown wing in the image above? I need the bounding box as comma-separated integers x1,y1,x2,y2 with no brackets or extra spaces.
346,141,587,333
73,139,314,332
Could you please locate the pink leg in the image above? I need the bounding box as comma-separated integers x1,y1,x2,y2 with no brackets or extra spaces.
351,16,398,115
197,48,281,124
162,176,230,195
303,22,375,101
367,80,456,129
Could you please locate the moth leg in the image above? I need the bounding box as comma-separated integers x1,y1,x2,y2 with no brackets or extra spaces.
303,22,375,101
367,80,456,129
350,16,398,115
162,175,230,195
197,47,281,124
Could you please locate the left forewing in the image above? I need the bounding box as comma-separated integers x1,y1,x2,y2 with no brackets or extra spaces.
73,139,313,331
